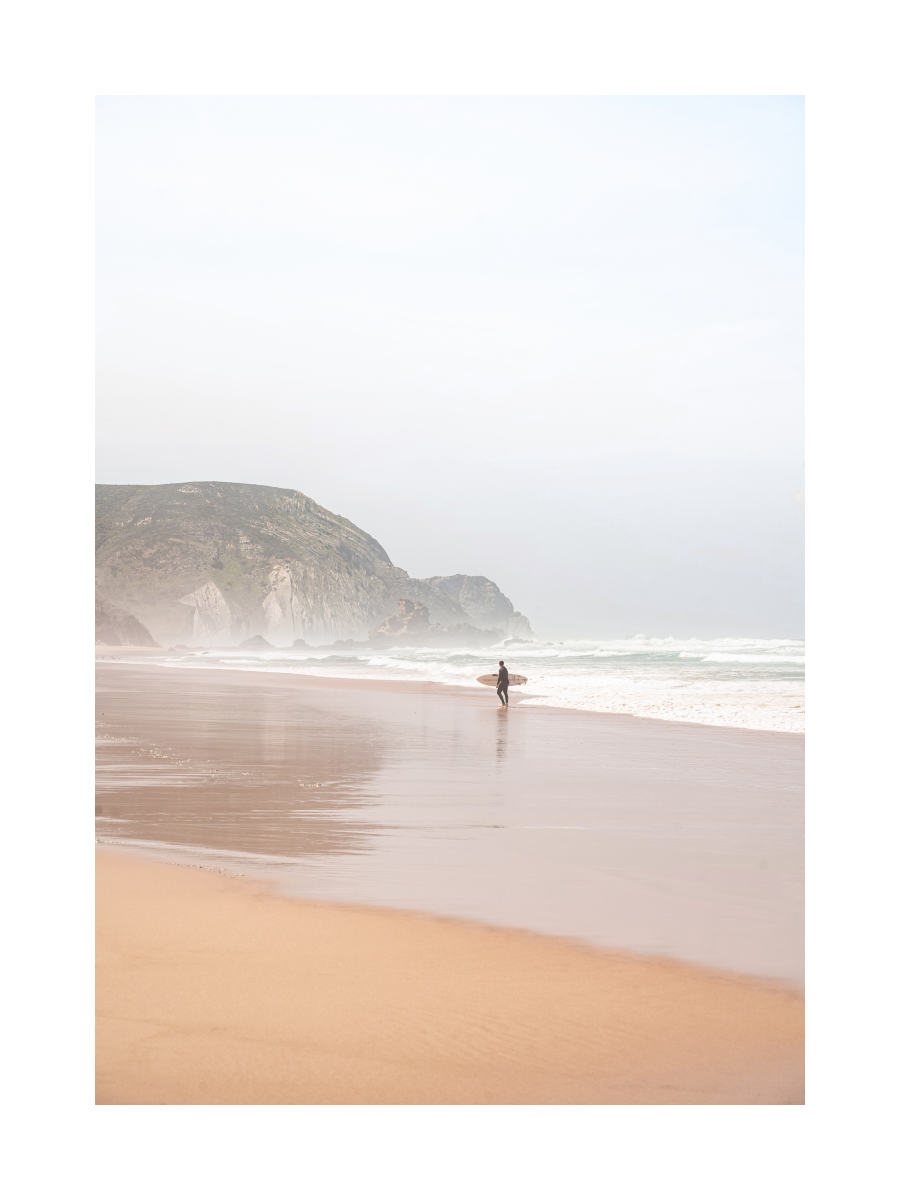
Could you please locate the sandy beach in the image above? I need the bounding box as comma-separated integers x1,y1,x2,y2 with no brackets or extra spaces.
92,95,807,1124
96,658,804,1103
96,848,803,1104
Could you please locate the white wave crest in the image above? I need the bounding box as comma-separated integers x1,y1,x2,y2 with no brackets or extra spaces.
701,653,805,664
107,631,805,733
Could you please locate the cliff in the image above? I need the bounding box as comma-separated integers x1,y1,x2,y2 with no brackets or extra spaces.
424,575,533,639
95,597,159,647
367,599,502,647
95,481,534,648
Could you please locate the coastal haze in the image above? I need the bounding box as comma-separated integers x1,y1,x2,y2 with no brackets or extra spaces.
96,97,804,1105
95,479,533,646
97,97,803,640
94,479,803,732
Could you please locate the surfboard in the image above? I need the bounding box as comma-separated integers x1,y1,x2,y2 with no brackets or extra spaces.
477,673,528,687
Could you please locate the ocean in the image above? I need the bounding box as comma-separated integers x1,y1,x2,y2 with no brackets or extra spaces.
105,634,805,733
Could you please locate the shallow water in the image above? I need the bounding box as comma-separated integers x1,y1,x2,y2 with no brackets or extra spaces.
97,664,804,985
106,634,805,733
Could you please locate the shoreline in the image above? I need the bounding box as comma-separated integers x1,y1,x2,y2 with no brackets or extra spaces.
98,842,800,982
95,648,805,736
95,834,806,996
96,847,804,1104
97,661,804,985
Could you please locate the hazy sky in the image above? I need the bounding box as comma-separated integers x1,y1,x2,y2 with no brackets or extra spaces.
97,96,803,638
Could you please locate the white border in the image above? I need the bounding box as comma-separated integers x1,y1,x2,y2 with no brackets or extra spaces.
6,0,894,1192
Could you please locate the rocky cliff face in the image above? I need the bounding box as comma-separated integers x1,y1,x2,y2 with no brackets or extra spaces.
368,599,504,647
95,598,159,647
178,579,243,645
425,575,534,639
95,481,533,648
370,598,434,638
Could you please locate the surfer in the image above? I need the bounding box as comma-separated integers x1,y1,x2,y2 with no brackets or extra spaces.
497,660,509,706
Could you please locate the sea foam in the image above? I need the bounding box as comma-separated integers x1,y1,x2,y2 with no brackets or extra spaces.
110,634,804,733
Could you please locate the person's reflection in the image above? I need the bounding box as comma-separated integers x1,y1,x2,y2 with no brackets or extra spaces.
495,704,508,764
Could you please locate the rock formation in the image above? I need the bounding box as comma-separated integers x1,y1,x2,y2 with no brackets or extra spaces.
95,481,534,648
369,598,433,638
368,600,503,647
239,634,273,649
95,597,159,647
425,575,534,639
179,580,247,646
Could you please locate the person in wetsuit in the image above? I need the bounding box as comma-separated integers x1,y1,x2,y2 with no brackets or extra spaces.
497,660,510,706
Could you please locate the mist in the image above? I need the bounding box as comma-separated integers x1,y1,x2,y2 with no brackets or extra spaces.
96,96,803,639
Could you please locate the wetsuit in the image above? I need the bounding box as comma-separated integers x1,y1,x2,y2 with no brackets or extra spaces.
497,665,509,705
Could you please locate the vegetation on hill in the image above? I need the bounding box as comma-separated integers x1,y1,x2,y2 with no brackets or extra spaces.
95,481,532,647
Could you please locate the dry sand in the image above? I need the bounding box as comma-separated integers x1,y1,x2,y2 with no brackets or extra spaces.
96,848,803,1105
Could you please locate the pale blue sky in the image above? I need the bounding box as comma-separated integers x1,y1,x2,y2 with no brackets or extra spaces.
97,96,803,637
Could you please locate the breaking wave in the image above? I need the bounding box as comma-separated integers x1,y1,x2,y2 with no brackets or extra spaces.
105,633,805,733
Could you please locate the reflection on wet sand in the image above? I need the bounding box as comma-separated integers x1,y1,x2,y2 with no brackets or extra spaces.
495,705,508,763
96,663,804,985
96,666,388,859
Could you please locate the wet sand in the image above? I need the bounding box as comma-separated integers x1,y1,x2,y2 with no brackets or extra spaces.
96,662,804,984
96,659,803,1104
96,848,803,1104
